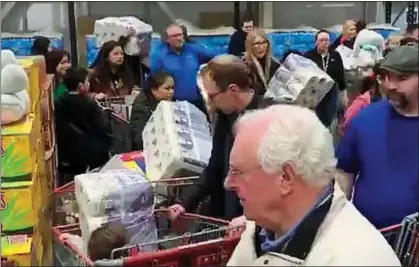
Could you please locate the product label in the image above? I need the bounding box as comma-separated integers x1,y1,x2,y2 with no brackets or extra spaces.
1,137,4,157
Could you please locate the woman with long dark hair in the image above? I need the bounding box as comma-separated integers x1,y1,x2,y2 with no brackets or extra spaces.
45,49,72,101
89,40,135,98
129,71,174,150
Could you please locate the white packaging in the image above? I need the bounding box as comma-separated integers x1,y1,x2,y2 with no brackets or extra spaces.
94,16,152,56
75,169,154,218
79,209,158,252
265,53,335,109
142,101,212,181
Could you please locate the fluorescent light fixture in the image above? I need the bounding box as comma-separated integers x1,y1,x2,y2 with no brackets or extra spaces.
321,3,355,8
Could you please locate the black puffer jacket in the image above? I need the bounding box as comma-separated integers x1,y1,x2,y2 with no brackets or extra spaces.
129,90,159,150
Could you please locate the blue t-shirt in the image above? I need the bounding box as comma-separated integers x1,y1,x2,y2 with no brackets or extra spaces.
150,43,217,102
336,99,418,229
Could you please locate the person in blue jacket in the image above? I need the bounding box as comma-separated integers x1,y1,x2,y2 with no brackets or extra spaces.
150,23,218,115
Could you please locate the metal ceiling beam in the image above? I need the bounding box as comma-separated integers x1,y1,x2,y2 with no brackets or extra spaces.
155,1,177,23
1,1,16,23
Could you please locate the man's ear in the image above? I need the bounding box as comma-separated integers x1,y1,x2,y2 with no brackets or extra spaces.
282,162,297,183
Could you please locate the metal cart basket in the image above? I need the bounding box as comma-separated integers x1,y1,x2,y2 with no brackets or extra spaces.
380,213,419,267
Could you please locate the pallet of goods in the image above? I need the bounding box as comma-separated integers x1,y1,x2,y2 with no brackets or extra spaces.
1,54,55,266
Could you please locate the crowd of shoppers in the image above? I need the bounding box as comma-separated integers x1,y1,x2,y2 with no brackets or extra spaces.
29,15,418,264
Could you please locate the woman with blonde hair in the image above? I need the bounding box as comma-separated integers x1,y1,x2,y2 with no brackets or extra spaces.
331,20,358,50
243,28,280,96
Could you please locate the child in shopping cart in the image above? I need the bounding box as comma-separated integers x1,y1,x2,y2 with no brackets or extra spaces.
59,223,128,261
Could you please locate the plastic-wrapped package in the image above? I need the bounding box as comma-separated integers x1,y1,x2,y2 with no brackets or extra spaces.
75,169,157,250
1,50,30,125
79,210,158,251
264,53,335,109
142,101,212,181
75,169,154,218
94,16,152,56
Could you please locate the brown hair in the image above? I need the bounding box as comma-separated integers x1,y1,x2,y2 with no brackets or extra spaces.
87,223,128,261
244,28,272,81
202,54,253,92
45,49,69,74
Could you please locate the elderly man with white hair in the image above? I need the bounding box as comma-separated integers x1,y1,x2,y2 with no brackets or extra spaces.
225,105,400,266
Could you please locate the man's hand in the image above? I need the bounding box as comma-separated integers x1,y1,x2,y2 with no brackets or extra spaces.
226,215,246,238
94,92,108,100
229,215,246,227
168,204,186,220
339,90,349,109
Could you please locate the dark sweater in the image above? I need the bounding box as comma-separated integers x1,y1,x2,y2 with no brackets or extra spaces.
227,30,247,57
305,48,346,91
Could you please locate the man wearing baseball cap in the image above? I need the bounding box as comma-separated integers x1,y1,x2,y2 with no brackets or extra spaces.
336,44,418,229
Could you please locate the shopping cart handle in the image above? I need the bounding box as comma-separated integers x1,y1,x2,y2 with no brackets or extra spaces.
94,259,124,266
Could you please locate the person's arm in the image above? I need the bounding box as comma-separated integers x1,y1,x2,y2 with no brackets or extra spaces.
335,119,361,199
177,114,224,212
129,95,152,150
192,44,218,64
342,93,370,133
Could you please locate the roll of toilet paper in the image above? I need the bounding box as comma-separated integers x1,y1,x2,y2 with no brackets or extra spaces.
94,16,153,56
75,169,154,219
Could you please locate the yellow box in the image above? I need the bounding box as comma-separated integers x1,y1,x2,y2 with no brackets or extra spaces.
1,179,37,234
1,235,32,266
18,55,47,91
1,115,38,181
17,58,40,112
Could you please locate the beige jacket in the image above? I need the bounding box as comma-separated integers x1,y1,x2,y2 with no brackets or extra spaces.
227,185,401,266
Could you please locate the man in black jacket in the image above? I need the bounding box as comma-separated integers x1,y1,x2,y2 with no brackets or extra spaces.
305,29,347,128
227,15,254,57
169,54,259,220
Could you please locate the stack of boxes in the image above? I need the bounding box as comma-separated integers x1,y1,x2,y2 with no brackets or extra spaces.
1,56,56,266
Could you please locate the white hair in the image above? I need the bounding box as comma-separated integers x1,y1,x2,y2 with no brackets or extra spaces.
236,104,337,187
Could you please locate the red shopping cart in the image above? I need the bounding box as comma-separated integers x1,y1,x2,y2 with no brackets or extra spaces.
380,213,419,267
52,210,242,266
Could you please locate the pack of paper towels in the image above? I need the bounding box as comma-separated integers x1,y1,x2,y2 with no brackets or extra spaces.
264,53,335,109
75,169,157,248
142,101,212,181
94,16,152,56
1,50,30,125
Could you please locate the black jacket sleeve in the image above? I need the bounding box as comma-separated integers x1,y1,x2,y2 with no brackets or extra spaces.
129,95,153,150
333,52,346,91
178,113,225,212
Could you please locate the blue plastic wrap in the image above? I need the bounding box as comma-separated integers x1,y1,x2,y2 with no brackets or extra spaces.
1,36,64,56
84,29,399,67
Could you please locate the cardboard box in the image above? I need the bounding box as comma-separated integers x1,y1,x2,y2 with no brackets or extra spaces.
1,181,35,234
1,115,38,181
41,121,54,152
40,75,55,123
1,235,33,266
17,55,47,92
17,59,41,112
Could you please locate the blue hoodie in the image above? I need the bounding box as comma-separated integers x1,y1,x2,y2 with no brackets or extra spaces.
150,42,218,102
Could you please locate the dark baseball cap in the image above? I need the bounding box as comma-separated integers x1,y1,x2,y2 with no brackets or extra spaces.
380,44,419,74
